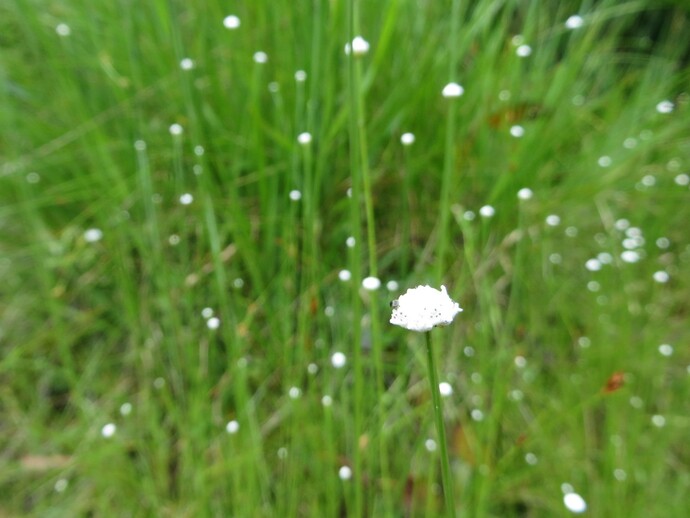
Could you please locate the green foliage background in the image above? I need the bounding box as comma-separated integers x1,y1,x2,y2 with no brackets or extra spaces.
1,0,689,516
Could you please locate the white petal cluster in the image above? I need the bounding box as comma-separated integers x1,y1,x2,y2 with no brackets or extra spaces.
389,285,462,332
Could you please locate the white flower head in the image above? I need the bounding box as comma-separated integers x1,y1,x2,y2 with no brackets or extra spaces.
390,285,462,332
345,36,370,56
442,82,464,98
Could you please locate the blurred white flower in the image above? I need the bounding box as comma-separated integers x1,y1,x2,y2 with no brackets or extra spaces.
56,23,71,37
565,15,584,29
295,70,307,82
223,15,240,29
479,205,495,218
563,492,587,513
362,276,381,291
656,100,674,114
331,351,347,368
439,382,453,397
297,132,312,145
169,123,183,136
516,44,532,57
207,317,220,329
390,285,462,332
345,36,370,56
84,228,103,243
517,187,533,200
510,125,525,138
180,58,195,70
253,51,268,64
400,132,415,146
442,82,464,98
338,465,352,480
598,155,612,167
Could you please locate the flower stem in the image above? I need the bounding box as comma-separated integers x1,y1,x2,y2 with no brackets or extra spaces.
425,332,456,518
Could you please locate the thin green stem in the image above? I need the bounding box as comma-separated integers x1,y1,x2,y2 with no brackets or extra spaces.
346,0,365,513
436,0,463,284
425,332,456,518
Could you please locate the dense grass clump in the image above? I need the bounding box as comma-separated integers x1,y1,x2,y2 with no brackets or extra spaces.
1,0,689,516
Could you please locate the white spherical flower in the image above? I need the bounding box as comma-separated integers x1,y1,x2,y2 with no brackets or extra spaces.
389,285,463,332
597,252,613,264
585,258,602,271
331,351,347,369
338,466,352,480
101,423,117,438
362,276,381,291
546,214,561,226
656,100,674,114
321,395,333,407
344,36,370,56
345,236,356,248
169,123,183,136
516,44,532,57
442,82,464,98
623,137,638,149
517,187,533,200
56,23,71,37
223,15,240,29
479,205,495,218
288,386,301,399
658,344,673,356
565,15,584,29
400,132,415,146
386,280,399,291
652,414,666,427
54,478,69,493
180,58,195,70
84,228,103,243
471,409,484,421
425,439,437,452
201,307,214,319
297,132,312,145
338,269,352,281
674,173,690,186
614,218,630,231
295,70,307,82
598,155,612,167
563,492,587,513
207,317,220,329
439,382,453,397
653,271,669,283
289,189,302,201
620,250,640,263
510,125,525,138
225,420,239,434
511,35,525,46
119,402,133,416
179,193,193,205
253,51,268,64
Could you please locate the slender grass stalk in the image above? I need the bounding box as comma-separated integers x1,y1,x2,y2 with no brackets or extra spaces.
425,332,456,518
346,0,365,512
436,0,462,283
346,2,392,513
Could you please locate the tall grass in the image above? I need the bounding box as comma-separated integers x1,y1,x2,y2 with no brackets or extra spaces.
2,0,690,516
